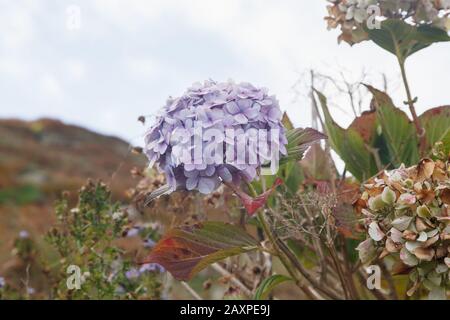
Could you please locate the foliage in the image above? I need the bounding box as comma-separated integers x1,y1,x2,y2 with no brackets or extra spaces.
142,221,259,281
0,181,163,300
316,90,380,181
317,86,450,182
0,185,43,205
365,19,450,63
254,275,291,300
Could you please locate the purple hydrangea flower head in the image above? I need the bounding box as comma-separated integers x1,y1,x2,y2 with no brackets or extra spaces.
144,80,288,196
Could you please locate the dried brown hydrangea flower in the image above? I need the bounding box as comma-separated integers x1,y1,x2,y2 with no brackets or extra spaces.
325,0,450,45
355,158,450,299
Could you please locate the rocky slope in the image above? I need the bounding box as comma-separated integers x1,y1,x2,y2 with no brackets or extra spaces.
0,118,146,264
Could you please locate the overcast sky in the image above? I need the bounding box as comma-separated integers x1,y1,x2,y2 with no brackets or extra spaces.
1,0,449,148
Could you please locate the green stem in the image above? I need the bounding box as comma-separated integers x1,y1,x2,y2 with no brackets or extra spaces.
256,211,316,300
398,59,426,155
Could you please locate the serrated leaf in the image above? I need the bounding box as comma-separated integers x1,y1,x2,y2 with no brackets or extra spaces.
315,90,379,181
142,222,259,281
366,19,450,62
254,275,292,300
419,106,450,153
366,85,419,167
348,110,378,144
280,127,327,166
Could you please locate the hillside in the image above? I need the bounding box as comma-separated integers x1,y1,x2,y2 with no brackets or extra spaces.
0,118,146,264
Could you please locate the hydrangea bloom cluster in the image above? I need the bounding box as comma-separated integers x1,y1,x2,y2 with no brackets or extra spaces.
144,80,288,195
355,159,450,299
326,0,450,44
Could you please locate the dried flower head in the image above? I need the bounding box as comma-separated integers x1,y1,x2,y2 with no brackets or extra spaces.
325,0,450,45
355,158,450,299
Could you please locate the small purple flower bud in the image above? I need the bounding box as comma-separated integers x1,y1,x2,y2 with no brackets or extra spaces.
139,263,165,274
19,230,29,239
125,268,140,280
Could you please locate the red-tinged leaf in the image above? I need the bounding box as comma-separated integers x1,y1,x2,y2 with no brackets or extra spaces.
300,144,336,181
419,105,450,153
334,204,364,239
334,182,364,239
348,110,377,144
365,85,419,166
141,221,259,281
227,178,283,215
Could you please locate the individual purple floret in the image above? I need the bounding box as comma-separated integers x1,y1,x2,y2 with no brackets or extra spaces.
125,268,140,280
19,230,29,239
144,80,288,196
143,238,156,248
139,263,165,274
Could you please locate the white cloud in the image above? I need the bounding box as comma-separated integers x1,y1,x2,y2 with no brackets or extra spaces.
0,0,448,144
66,59,86,80
40,74,63,99
0,57,28,79
126,58,158,78
0,1,39,50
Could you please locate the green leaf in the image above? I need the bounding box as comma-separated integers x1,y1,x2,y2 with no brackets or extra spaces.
366,19,450,62
281,112,294,130
254,275,292,300
143,222,259,281
416,24,450,44
315,90,379,181
280,127,327,166
419,106,450,154
283,161,303,195
366,85,419,166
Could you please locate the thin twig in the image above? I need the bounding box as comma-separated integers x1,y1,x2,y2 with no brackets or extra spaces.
211,263,252,297
181,281,203,300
